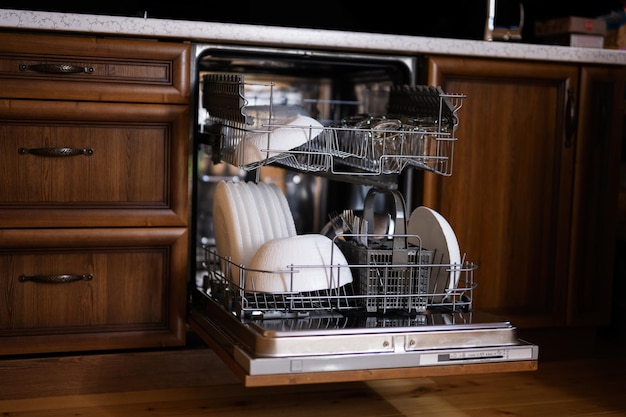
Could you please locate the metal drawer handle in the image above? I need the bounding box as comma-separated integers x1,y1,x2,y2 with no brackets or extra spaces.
19,63,94,74
19,274,93,284
19,147,94,157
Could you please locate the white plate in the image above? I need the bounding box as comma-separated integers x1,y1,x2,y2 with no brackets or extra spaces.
212,181,246,281
256,181,289,239
407,206,461,301
234,182,266,264
247,181,276,241
268,182,298,237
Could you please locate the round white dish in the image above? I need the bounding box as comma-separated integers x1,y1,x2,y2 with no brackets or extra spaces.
268,182,298,237
243,104,310,127
212,181,246,281
234,181,266,265
226,181,254,269
247,181,276,242
235,114,324,166
407,206,461,300
245,234,353,293
256,181,289,238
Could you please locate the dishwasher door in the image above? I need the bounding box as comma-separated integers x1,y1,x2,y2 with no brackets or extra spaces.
188,290,538,387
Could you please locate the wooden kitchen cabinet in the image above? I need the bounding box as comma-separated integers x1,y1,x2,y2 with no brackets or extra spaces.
0,228,188,355
0,32,191,354
0,32,189,104
422,56,625,329
0,100,189,228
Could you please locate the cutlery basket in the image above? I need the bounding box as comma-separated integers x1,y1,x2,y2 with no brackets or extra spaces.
336,188,432,313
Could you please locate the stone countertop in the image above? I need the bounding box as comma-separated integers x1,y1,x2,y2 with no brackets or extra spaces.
1,8,626,65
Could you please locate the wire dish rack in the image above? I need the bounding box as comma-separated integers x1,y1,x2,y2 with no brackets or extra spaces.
201,74,466,177
201,241,477,320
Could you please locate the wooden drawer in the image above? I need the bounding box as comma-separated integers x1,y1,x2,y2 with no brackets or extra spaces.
0,99,188,227
0,32,190,104
0,227,188,355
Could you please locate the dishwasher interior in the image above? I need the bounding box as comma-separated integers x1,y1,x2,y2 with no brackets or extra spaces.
188,44,538,385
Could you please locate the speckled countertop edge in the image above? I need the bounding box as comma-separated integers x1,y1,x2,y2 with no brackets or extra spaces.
1,8,626,65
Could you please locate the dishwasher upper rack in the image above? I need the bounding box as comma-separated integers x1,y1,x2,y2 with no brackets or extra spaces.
200,74,466,177
201,243,477,320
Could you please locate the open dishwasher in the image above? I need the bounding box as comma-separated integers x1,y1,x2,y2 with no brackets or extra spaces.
188,44,538,386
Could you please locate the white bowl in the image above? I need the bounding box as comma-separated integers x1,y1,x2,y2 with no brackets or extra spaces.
235,114,324,166
245,234,353,293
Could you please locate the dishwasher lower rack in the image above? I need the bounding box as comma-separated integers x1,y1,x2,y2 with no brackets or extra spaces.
200,74,465,177
200,244,477,320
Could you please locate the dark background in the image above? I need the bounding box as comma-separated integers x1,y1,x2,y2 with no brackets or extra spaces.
0,1,623,42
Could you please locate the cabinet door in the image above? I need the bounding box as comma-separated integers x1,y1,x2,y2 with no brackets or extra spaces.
568,66,625,326
0,227,188,355
423,57,579,327
0,100,189,228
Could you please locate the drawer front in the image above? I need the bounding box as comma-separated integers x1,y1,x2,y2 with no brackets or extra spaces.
0,228,187,355
0,33,190,104
0,99,188,227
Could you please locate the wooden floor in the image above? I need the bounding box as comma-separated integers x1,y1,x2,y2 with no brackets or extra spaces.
1,329,625,417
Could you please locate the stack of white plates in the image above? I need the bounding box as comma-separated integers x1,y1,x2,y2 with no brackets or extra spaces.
213,180,351,293
213,181,295,276
255,181,298,239
212,181,246,282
